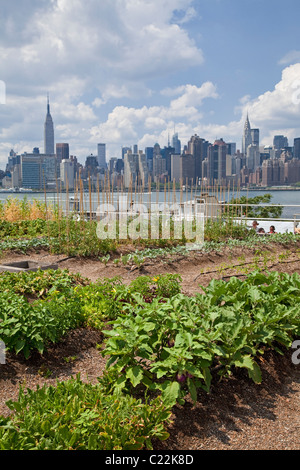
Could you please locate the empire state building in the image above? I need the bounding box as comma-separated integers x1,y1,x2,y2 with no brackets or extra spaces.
44,95,55,154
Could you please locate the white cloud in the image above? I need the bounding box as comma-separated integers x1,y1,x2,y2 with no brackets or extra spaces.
0,0,203,89
278,50,300,66
0,0,205,165
199,63,300,149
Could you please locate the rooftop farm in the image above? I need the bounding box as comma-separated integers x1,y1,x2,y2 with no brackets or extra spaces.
0,194,299,450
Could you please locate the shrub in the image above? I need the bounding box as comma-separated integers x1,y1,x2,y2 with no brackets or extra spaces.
0,376,172,450
0,290,84,358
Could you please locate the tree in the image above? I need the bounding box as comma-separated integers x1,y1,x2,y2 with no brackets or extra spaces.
228,193,283,219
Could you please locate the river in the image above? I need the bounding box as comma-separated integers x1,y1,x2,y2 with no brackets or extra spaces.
0,188,299,222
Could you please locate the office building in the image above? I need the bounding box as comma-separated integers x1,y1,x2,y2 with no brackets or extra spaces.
161,145,175,178
180,154,195,183
274,135,288,150
145,147,154,173
242,114,252,155
122,147,131,159
251,129,260,147
246,144,260,171
123,150,149,188
187,134,205,180
261,159,284,186
85,154,99,175
44,95,55,155
97,143,107,168
294,138,300,159
60,159,74,190
171,132,181,155
207,139,227,185
21,154,43,189
21,153,56,189
56,143,69,161
226,143,237,156
171,154,181,183
56,143,69,178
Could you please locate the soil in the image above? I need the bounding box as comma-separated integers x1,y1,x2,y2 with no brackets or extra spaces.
0,240,300,450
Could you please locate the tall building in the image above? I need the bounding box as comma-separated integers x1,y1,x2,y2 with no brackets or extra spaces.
21,153,56,189
294,138,300,159
60,159,74,190
171,154,181,182
44,95,55,155
226,143,236,156
153,154,166,180
242,114,252,155
171,132,181,155
274,135,288,150
246,144,260,171
122,147,131,159
85,154,99,175
97,143,107,168
123,150,149,188
261,159,284,186
56,143,69,161
145,147,154,173
21,154,43,189
56,143,69,178
180,154,195,183
207,139,227,185
251,129,260,147
161,145,175,178
284,159,300,184
187,134,205,180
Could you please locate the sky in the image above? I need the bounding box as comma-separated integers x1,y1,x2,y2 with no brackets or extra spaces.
1,0,300,168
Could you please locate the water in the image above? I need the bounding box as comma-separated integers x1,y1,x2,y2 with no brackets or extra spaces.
0,188,299,231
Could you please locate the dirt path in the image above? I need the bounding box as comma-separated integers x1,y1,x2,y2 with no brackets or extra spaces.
1,239,300,292
0,241,300,450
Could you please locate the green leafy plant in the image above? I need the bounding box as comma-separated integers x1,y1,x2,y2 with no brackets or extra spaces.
101,271,300,408
0,375,172,450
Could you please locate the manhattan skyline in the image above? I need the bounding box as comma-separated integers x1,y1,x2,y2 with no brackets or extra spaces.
1,0,300,167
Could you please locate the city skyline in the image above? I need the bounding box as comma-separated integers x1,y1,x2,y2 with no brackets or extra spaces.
3,98,300,191
1,1,300,166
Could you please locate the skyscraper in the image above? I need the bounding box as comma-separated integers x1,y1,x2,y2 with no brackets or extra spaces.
97,143,107,168
56,143,69,161
251,129,260,147
171,132,181,155
60,159,74,190
207,139,227,185
242,114,252,155
294,138,300,159
187,134,205,180
44,95,55,155
274,135,288,150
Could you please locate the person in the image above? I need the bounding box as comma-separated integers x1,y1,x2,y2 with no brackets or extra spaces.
257,227,265,234
268,225,276,234
252,220,259,232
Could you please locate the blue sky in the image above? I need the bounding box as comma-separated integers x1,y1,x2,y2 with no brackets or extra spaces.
0,0,300,167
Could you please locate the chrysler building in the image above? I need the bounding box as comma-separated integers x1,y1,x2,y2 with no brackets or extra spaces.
44,94,55,154
242,113,252,155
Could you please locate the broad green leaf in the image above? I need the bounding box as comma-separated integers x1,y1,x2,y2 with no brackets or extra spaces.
126,366,144,387
161,381,181,408
247,361,262,384
187,378,197,404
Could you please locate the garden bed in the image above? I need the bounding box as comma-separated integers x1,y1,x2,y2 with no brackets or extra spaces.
0,241,300,450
